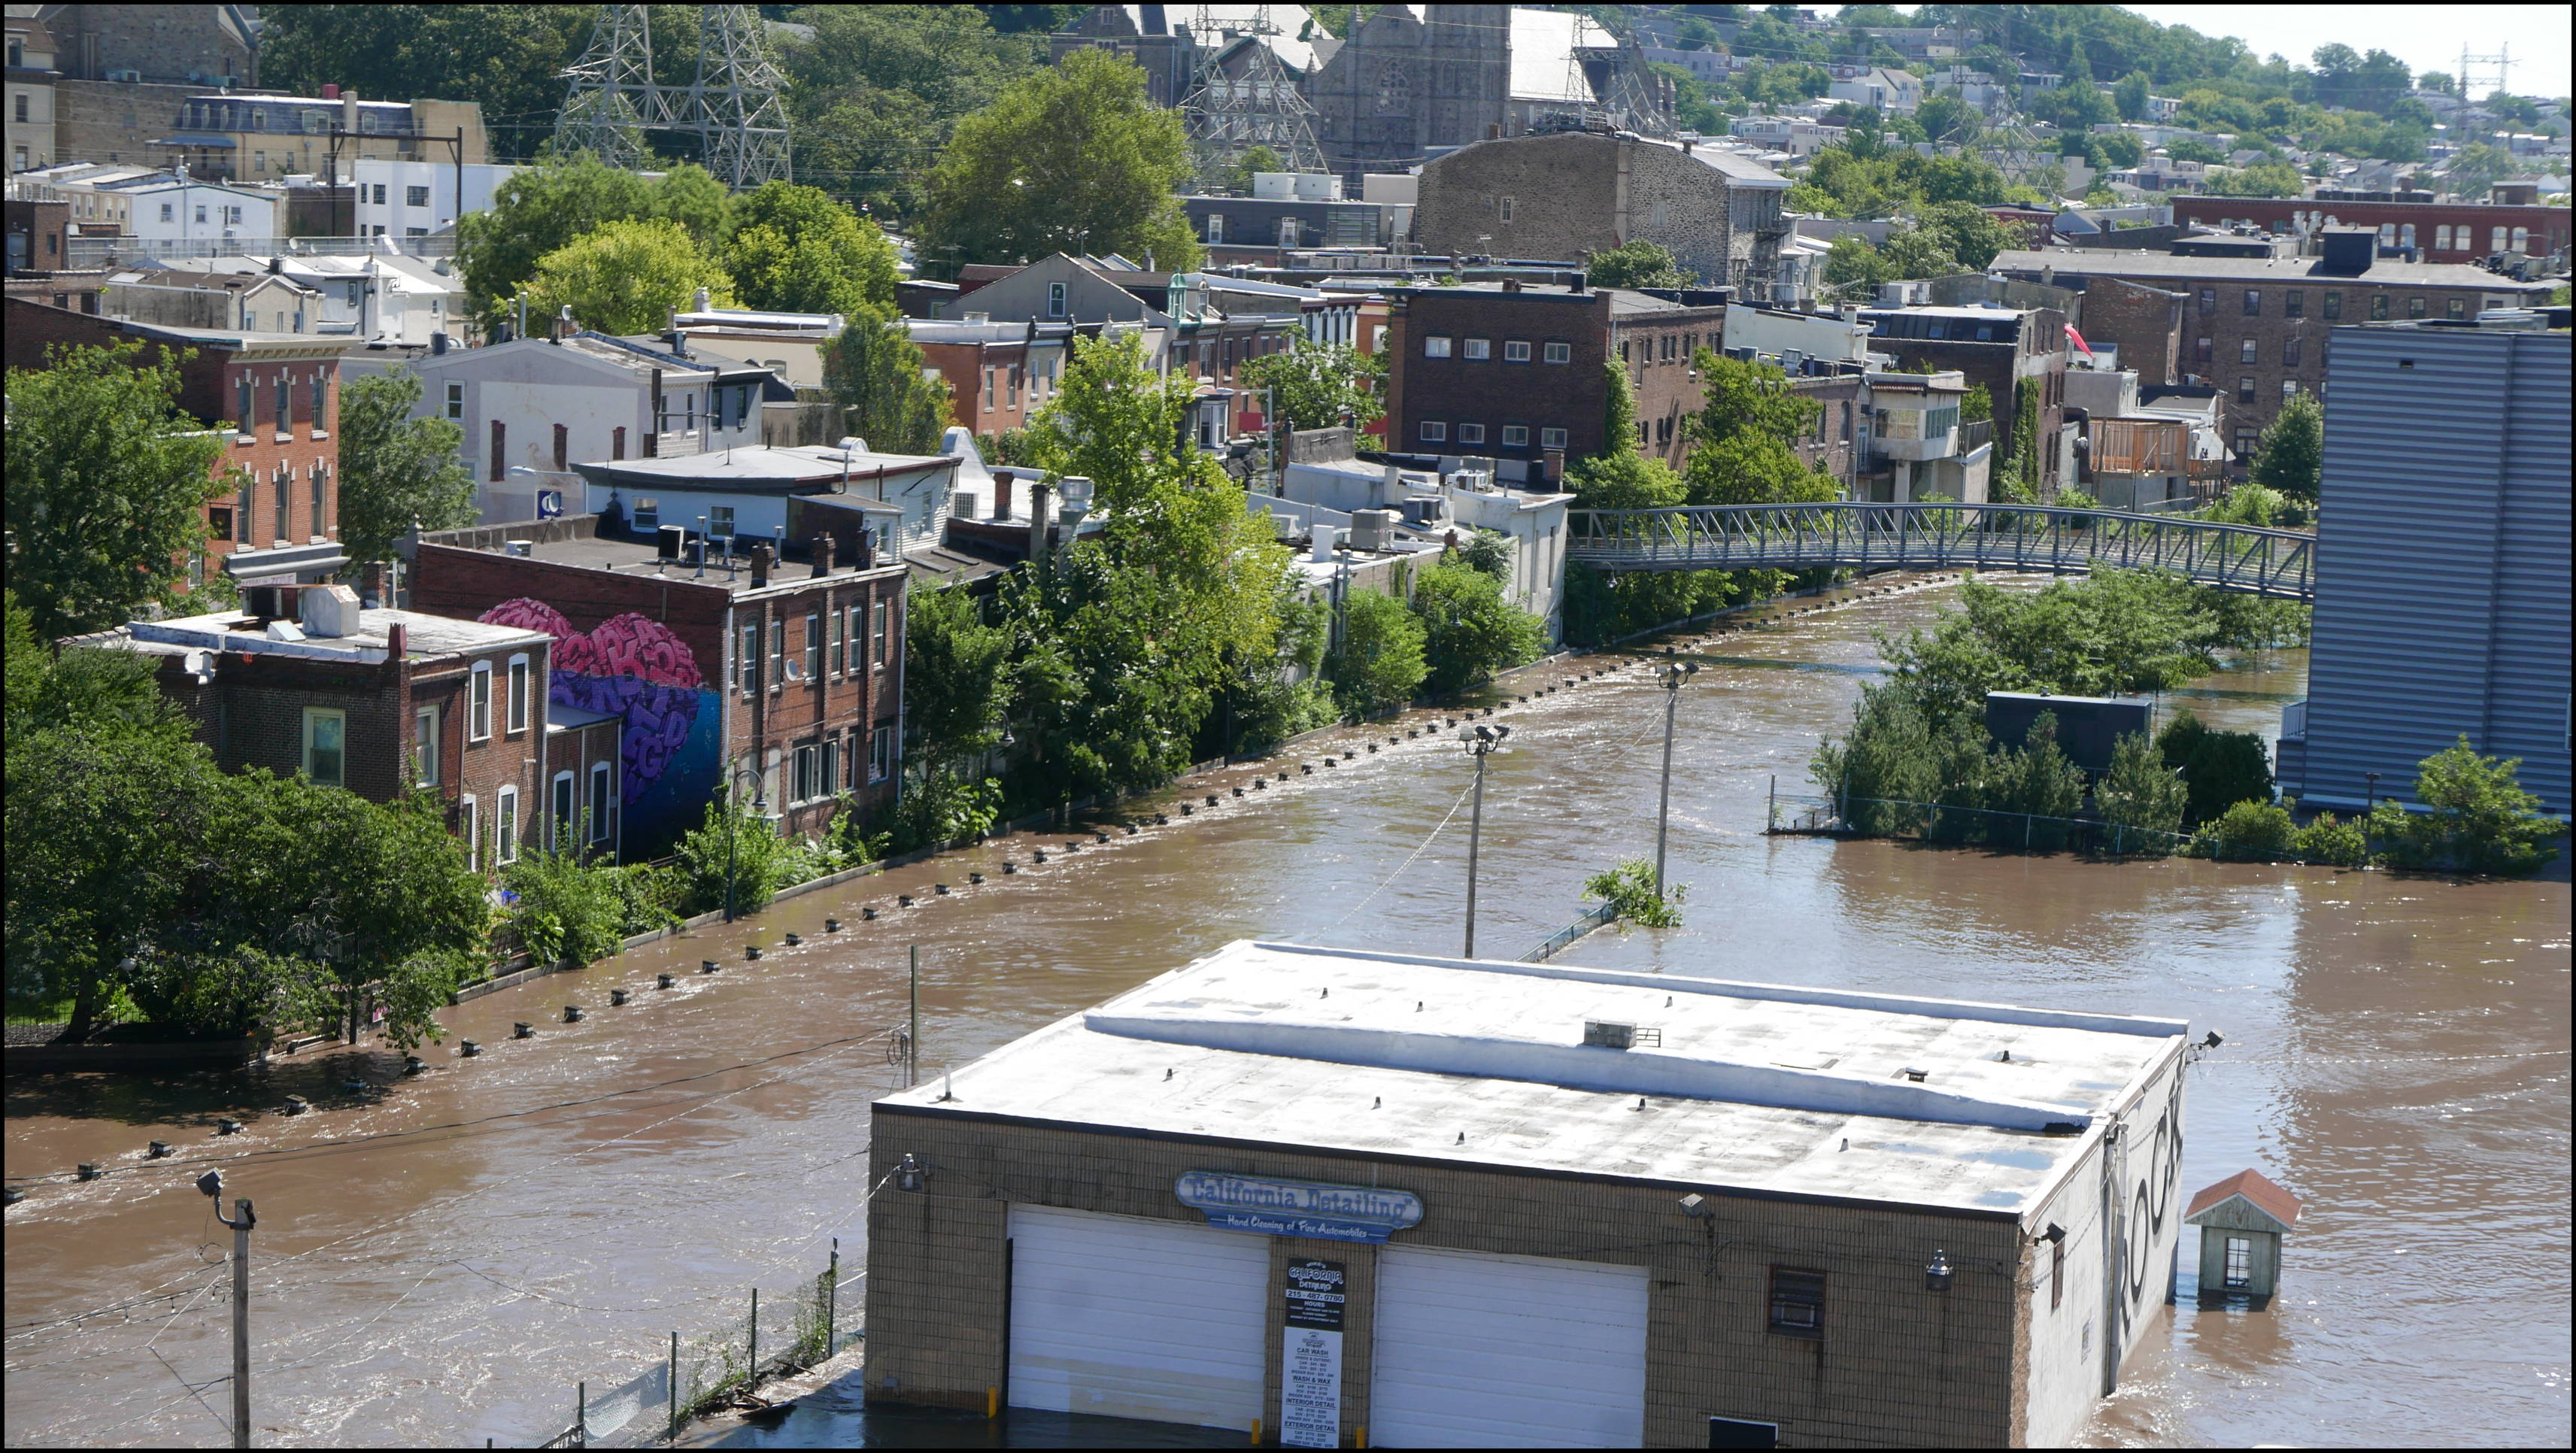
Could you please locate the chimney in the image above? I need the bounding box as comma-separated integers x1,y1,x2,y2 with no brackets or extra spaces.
1488,123,1503,140
321,83,338,101
1544,447,1567,484
993,469,1015,520
812,534,835,577
749,542,772,587
341,89,357,138
1502,278,1522,292
385,621,407,662
1027,478,1052,561
693,286,711,312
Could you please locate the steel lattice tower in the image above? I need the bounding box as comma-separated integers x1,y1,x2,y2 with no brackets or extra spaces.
555,4,790,190
1182,6,1328,180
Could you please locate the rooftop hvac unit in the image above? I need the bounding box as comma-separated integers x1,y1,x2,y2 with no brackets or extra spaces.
1348,508,1396,551
505,539,533,557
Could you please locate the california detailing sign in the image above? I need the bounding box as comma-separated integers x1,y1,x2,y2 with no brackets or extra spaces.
1174,1172,1425,1243
1280,1259,1346,1448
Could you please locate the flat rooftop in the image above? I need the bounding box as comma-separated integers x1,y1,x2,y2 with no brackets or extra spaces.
429,528,904,594
572,444,956,493
878,941,2189,1219
105,607,549,664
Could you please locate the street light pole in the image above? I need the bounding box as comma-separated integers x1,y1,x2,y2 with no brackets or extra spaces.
197,1170,253,1448
1458,723,1510,958
722,765,769,924
1653,652,1701,898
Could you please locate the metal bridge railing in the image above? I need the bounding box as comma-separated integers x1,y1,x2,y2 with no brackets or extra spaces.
1566,502,2314,599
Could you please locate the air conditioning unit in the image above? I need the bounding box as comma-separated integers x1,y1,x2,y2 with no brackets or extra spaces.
1347,508,1396,551
105,68,142,83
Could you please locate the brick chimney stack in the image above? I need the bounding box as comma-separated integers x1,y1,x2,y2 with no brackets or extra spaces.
813,534,836,577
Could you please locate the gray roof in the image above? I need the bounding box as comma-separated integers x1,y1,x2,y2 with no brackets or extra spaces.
572,444,954,494
1990,248,2556,292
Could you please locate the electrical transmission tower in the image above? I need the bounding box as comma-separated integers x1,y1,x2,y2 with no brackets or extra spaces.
2457,43,2511,101
555,4,790,190
1181,6,1328,181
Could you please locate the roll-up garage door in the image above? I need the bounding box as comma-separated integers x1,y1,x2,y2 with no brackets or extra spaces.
1369,1245,1649,1448
1006,1206,1270,1430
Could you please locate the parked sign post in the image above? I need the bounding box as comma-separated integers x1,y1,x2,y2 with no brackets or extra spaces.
1280,1259,1346,1449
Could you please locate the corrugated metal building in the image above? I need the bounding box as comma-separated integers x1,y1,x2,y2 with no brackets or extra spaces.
2284,320,2571,816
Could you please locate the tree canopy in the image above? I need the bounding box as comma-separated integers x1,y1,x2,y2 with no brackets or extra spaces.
1585,239,1696,290
455,155,731,330
336,370,478,566
721,181,903,317
517,218,739,337
1238,335,1386,433
821,305,954,456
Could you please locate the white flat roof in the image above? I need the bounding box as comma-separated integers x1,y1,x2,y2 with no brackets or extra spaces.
878,941,2188,1218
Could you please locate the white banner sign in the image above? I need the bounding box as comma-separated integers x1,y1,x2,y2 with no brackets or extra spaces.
1280,1258,1345,1448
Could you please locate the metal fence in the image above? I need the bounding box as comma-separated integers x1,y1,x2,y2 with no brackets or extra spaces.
523,1242,862,1448
1767,790,2352,865
1522,902,1619,962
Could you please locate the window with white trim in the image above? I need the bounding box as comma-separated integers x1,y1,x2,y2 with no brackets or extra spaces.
1455,422,1485,444
303,708,346,788
1542,341,1570,364
793,742,822,802
496,786,519,864
1419,420,1447,442
1500,424,1529,447
1540,427,1567,450
768,617,786,690
1423,335,1452,358
413,705,438,787
740,623,760,694
1503,340,1531,362
1462,337,1491,360
469,662,492,740
1048,281,1067,318
803,611,821,682
871,600,889,671
869,727,897,783
462,794,480,871
551,770,575,848
506,654,529,733
589,761,614,845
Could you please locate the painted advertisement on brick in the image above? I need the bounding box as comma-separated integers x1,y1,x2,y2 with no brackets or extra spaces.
477,598,719,857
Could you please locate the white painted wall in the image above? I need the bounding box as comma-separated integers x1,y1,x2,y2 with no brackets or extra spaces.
128,184,278,244
350,159,518,238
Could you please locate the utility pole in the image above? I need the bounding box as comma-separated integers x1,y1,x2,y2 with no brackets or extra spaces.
198,1171,254,1448
907,944,920,1089
1653,652,1700,898
1458,723,1511,957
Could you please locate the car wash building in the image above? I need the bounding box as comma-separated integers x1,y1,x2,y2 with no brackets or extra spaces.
863,942,2192,1448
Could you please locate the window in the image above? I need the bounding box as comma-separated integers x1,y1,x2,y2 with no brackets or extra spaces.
2323,290,2342,321
552,422,568,471
506,654,530,733
1500,424,1529,447
462,796,480,872
2447,297,2466,320
869,727,897,783
11,95,22,123
551,771,576,847
2490,226,2508,253
310,372,327,430
611,426,627,461
372,183,387,206
982,366,995,411
2369,293,2389,321
1542,341,1570,364
2051,1238,2065,1309
311,465,328,540
1419,420,1447,442
845,602,864,672
2282,337,2300,366
496,786,519,864
830,605,846,675
803,611,821,682
1498,196,1515,223
2223,1236,2253,1289
769,617,786,690
820,732,838,798
871,599,889,669
1462,337,1491,360
1204,213,1224,244
2284,290,2303,319
2405,296,2426,320
1840,402,1853,441
1047,281,1066,319
2197,287,2215,316
406,184,429,208
2194,336,2211,364
489,420,504,483
2399,223,2416,250
1767,1268,1825,1336
2281,379,2298,397
739,623,760,693
469,662,492,739
2510,227,2528,254
1455,423,1485,444
1503,339,1531,362
302,708,346,788
445,382,463,419
1540,426,1567,450
589,761,613,844
1423,335,1452,358
272,464,290,541
1661,334,1677,360
793,742,822,802
2238,338,2258,364
2242,290,2261,317
708,505,736,540
2434,225,2453,251
2237,376,2256,404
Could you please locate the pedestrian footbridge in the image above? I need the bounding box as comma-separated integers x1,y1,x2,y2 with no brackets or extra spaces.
1565,503,2314,600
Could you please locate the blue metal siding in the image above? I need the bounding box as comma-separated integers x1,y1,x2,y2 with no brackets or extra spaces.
2303,327,2570,814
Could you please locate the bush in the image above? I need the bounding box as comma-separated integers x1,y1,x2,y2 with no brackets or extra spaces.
503,847,633,967
1327,589,1427,717
2200,799,2297,860
1582,858,1685,929
672,796,794,917
1812,685,1937,836
1986,711,2086,850
2159,709,2272,825
1411,561,1545,697
2096,730,2186,853
2289,810,2366,867
884,771,1003,856
2370,736,2562,875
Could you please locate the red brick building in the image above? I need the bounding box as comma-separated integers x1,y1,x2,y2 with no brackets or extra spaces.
5,296,357,584
409,514,909,858
73,585,586,869
907,317,1074,439
1385,281,1730,484
2171,196,2568,266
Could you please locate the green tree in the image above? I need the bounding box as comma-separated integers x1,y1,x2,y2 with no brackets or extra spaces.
455,156,732,330
1585,238,1697,290
1410,560,1545,697
722,181,902,317
2096,729,2187,851
2439,143,2516,201
2206,159,2304,198
918,48,1203,270
785,2,1036,216
257,6,592,160
518,218,738,338
2156,708,2273,824
673,792,795,916
2201,799,2296,860
1583,859,1685,928
335,370,475,569
2256,389,2338,502
2114,71,2153,122
1682,351,1838,506
1917,199,2023,270
1238,335,1386,432
821,304,955,454
502,845,630,969
5,342,227,639
1224,143,1285,193
1987,712,2087,849
2374,736,2562,875
1916,93,1982,147
1812,684,1938,836
1327,588,1428,717
903,580,1012,769
2095,130,2146,169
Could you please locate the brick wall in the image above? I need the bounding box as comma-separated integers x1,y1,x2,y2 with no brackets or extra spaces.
1387,287,1612,476
1789,373,1868,490
2171,197,2571,263
1871,315,2068,493
866,1109,2030,1446
1619,305,1730,469
2079,278,2185,386
52,79,202,168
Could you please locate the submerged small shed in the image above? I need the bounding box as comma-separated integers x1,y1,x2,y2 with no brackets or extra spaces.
2186,1169,2301,1300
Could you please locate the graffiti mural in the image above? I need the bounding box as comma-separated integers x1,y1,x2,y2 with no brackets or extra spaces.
477,598,721,857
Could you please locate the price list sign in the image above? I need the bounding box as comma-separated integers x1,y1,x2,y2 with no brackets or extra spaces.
1279,1258,1346,1448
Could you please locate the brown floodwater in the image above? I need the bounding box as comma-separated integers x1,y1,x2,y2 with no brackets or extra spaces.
6,578,2567,1448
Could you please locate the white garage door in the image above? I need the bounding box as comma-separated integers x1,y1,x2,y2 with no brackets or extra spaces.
1007,1206,1270,1430
1370,1245,1649,1448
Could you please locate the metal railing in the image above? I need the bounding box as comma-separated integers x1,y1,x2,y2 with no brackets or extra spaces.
1522,901,1619,962
1956,417,1994,453
1567,502,2314,599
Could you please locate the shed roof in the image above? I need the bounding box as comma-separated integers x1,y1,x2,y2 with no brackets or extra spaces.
2186,1168,2302,1230
877,940,2190,1218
